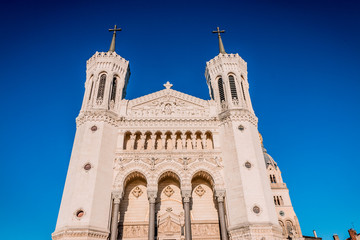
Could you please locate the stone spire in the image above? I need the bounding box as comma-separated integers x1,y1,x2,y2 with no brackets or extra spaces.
108,25,122,52
212,27,226,54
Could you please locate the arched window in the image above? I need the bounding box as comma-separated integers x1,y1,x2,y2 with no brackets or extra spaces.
88,81,94,100
97,74,106,100
110,77,117,101
209,83,215,100
229,75,238,99
241,76,247,101
218,78,225,102
286,221,294,235
273,175,277,183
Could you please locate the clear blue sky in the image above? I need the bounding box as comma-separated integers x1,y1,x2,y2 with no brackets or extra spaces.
0,0,359,239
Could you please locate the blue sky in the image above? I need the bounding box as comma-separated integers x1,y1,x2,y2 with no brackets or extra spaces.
0,0,359,239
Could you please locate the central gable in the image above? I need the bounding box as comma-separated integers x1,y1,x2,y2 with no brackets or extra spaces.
127,88,211,118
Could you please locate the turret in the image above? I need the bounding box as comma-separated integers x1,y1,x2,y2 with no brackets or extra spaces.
80,25,130,113
205,28,253,114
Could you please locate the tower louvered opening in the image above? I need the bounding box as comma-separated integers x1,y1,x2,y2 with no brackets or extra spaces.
229,75,238,100
97,74,106,100
218,78,225,102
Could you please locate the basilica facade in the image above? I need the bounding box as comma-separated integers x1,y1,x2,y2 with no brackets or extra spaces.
52,28,302,240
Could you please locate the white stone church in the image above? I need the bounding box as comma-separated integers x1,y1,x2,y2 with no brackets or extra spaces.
52,27,303,240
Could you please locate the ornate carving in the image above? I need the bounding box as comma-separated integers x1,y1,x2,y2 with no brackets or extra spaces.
191,223,220,237
128,89,211,119
121,224,148,238
132,186,143,198
194,185,206,197
163,185,175,197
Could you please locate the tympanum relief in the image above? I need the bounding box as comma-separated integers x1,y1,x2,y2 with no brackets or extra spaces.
129,96,209,118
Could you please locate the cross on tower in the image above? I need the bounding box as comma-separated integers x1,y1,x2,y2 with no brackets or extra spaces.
109,25,122,34
108,25,122,52
212,27,225,37
212,27,226,54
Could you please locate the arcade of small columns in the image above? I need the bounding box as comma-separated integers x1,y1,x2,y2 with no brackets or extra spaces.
123,131,214,151
109,171,228,240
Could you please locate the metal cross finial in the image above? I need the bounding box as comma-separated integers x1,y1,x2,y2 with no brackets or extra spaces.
212,27,225,37
212,27,226,54
108,25,122,52
109,24,122,34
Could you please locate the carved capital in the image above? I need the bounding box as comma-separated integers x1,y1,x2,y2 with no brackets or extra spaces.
147,190,157,203
112,191,122,204
181,189,192,203
215,189,226,202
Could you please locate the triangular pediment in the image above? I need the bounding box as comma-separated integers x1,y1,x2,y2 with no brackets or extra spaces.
127,88,211,118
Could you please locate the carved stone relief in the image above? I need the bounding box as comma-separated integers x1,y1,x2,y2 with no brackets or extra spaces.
130,95,208,118
132,186,143,198
191,223,220,237
163,186,175,197
121,225,148,238
195,185,206,197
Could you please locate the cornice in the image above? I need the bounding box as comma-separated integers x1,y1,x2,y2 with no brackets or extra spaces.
219,109,258,126
52,228,109,240
76,110,118,127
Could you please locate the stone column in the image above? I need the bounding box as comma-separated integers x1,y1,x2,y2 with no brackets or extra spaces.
182,190,192,240
181,135,186,150
191,134,196,150
216,191,228,240
201,134,206,150
148,191,157,240
161,134,166,150
110,192,122,240
151,134,156,150
171,134,176,150
129,134,136,150
139,134,146,150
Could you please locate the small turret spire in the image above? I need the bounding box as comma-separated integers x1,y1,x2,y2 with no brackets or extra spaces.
108,25,122,52
212,27,226,54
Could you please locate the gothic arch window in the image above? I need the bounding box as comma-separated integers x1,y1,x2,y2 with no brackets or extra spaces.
279,221,286,236
270,174,277,183
228,75,238,100
209,83,215,100
241,75,246,101
218,78,225,102
110,77,117,102
88,81,94,100
286,220,295,236
279,196,284,205
88,75,94,100
97,74,106,100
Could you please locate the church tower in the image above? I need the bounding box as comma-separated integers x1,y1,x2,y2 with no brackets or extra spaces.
52,25,130,240
205,28,283,239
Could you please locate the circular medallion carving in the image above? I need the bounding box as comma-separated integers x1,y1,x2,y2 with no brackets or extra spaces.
75,209,84,218
91,125,97,132
84,163,92,171
253,205,261,214
279,210,285,216
245,161,252,169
